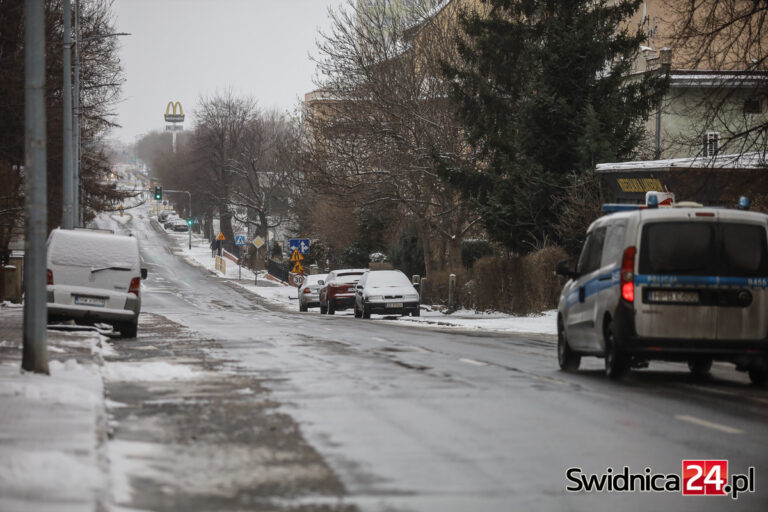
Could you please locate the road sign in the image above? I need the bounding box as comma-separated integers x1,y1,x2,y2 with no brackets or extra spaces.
216,232,226,241
252,236,264,249
193,217,200,225
290,248,303,263
291,262,305,274
235,235,246,246
289,238,310,255
163,200,167,206
289,273,304,287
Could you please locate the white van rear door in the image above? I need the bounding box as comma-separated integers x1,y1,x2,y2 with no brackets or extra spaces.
635,217,719,340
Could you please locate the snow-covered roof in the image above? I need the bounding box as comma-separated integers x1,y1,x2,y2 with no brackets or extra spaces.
596,152,768,173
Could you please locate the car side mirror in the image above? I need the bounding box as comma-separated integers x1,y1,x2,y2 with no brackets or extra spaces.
318,280,324,286
356,284,363,290
555,259,578,279
141,268,148,280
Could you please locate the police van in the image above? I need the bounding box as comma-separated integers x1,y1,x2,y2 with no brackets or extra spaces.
555,193,768,385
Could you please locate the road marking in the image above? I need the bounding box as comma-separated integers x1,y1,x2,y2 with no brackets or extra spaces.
674,414,743,435
373,337,389,343
459,358,488,366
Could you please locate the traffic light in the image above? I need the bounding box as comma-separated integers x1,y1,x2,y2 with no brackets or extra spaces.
154,186,162,201
186,217,192,226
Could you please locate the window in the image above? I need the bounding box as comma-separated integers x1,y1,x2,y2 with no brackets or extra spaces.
743,98,762,114
702,132,719,157
639,222,768,277
577,227,606,275
721,223,768,277
640,222,716,275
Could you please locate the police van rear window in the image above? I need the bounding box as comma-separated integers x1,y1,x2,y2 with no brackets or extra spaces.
639,222,768,277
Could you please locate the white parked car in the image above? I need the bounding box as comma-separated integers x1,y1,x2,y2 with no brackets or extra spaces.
298,274,327,312
354,270,420,318
47,228,147,338
556,198,768,384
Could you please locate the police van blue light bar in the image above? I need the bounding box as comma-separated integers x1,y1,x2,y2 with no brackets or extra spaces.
601,203,644,213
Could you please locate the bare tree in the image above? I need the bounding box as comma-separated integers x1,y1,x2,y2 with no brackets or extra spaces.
305,0,482,273
193,91,258,243
666,0,768,157
228,109,300,244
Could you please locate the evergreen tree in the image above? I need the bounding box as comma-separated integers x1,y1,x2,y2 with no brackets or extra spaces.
441,0,666,253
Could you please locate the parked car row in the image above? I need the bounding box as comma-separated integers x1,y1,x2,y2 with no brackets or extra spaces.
299,268,420,318
156,210,189,232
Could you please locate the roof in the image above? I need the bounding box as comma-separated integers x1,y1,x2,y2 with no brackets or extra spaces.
596,152,768,174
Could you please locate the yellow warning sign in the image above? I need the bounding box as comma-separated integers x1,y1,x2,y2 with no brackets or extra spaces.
292,262,305,274
216,232,226,241
290,248,303,263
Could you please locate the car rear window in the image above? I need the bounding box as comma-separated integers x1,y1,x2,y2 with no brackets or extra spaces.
366,271,412,287
639,222,768,277
49,231,138,269
335,272,364,284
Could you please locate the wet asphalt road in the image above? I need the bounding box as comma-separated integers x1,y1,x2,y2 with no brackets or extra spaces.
115,210,768,512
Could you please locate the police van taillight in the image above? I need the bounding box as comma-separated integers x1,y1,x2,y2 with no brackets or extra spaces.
621,247,636,302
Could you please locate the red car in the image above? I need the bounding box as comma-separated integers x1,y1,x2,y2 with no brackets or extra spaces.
319,269,368,314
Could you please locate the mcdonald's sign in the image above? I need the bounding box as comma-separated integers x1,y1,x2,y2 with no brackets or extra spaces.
164,101,184,123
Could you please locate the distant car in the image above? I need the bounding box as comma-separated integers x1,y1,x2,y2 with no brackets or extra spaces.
171,220,189,232
319,269,368,314
298,273,328,312
354,270,420,318
46,228,147,338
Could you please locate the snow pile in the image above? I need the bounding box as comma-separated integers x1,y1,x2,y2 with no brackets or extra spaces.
103,361,200,381
0,342,107,509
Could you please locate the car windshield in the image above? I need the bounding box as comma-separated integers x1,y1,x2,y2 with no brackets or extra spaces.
366,271,412,287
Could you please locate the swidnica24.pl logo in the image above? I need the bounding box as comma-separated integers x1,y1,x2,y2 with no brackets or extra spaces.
566,460,756,500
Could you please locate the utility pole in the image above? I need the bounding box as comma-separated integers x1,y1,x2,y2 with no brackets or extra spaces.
61,0,74,229
23,0,49,374
73,0,81,226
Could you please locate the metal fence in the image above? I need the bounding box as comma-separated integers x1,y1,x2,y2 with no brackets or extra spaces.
266,259,289,283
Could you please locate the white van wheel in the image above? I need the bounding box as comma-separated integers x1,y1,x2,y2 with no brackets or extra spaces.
604,321,629,380
557,318,580,371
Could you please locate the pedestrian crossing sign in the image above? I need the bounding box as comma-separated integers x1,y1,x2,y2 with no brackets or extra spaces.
235,235,246,246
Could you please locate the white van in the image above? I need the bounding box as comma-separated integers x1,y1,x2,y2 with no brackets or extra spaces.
556,201,768,385
47,228,146,337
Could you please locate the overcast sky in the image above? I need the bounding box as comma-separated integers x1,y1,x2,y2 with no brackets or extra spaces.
112,0,343,143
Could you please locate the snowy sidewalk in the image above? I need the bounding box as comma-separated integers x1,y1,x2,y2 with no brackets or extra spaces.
0,305,110,511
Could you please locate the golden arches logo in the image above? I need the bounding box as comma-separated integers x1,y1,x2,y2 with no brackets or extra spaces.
164,101,184,122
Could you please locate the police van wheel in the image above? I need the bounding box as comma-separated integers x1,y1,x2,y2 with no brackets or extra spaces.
299,302,308,312
604,321,629,380
320,304,327,315
748,366,767,386
688,358,712,379
354,304,362,318
557,318,580,372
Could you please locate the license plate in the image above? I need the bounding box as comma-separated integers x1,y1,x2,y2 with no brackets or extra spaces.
75,296,106,307
647,290,699,304
386,302,403,309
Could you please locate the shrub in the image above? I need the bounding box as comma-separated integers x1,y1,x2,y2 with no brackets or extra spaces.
465,246,567,315
461,239,494,269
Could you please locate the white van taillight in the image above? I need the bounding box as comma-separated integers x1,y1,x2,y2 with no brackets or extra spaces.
47,269,53,285
621,247,636,302
129,277,141,296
